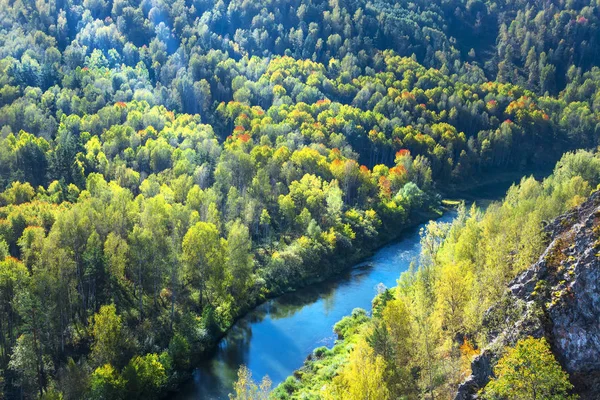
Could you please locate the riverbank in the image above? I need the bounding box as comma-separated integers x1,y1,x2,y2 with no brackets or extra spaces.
270,154,596,400
172,208,463,399
165,202,446,397
166,174,527,399
265,181,518,400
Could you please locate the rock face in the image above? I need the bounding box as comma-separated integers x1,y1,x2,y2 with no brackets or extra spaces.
455,191,600,399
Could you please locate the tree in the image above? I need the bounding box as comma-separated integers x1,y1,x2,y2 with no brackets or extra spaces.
2,181,35,205
103,233,129,302
0,369,4,399
226,220,253,302
127,226,153,317
481,337,576,400
326,338,389,400
18,226,45,269
83,0,109,18
182,222,227,306
325,179,343,225
168,334,190,371
90,304,124,368
122,354,167,400
149,140,173,172
90,364,126,400
50,131,84,186
259,209,270,239
395,182,427,211
59,358,91,400
11,281,50,398
434,262,473,336
407,268,440,400
83,231,106,311
229,365,271,400
0,256,29,361
379,298,415,397
9,334,50,398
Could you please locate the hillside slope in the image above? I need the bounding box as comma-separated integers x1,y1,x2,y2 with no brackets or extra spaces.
457,190,600,399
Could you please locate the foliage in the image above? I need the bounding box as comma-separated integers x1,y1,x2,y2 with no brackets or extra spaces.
1,0,599,396
122,354,167,400
279,150,594,399
481,337,576,400
325,339,389,400
90,305,125,368
229,365,271,400
89,364,126,400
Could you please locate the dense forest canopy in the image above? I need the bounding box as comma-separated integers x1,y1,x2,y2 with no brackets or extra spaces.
0,0,599,398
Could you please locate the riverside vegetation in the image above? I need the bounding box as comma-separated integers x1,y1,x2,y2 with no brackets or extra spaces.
268,150,600,400
2,0,600,398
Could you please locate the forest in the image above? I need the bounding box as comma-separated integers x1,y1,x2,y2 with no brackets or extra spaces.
1,0,600,398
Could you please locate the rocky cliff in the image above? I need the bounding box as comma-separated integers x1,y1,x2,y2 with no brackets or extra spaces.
455,191,600,399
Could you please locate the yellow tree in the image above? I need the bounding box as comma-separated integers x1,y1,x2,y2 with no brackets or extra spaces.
434,262,473,336
380,298,416,398
326,338,389,400
229,365,271,400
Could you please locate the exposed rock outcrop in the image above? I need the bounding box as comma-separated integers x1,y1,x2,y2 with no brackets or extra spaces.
455,191,600,399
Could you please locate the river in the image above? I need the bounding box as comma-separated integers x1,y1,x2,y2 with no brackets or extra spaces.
172,179,517,400
173,210,458,399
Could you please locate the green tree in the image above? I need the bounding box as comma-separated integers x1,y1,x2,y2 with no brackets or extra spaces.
380,298,415,397
90,304,124,368
8,333,50,398
2,181,35,205
0,256,29,361
168,334,190,371
59,358,90,400
434,262,473,336
226,220,253,302
182,221,227,306
482,337,576,400
90,364,126,400
122,353,167,400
